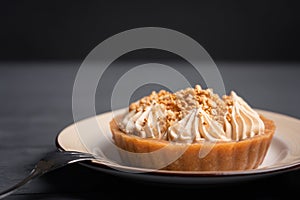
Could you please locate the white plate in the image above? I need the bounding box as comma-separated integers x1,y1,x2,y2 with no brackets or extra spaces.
56,109,300,184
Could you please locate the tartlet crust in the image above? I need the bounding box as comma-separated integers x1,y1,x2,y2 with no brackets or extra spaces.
110,115,275,171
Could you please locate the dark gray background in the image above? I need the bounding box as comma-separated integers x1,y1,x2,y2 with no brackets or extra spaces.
1,0,300,62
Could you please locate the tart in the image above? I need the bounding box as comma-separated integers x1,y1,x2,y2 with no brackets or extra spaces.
110,85,275,171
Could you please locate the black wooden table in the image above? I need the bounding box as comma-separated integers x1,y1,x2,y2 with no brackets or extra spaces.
0,62,299,199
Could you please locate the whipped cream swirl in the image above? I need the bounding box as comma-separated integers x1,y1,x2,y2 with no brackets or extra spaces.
168,108,231,143
118,86,265,143
119,101,167,139
225,91,265,141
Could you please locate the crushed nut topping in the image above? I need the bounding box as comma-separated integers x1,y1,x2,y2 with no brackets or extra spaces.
128,85,229,129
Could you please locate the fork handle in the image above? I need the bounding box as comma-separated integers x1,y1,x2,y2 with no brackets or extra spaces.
0,151,72,199
0,168,42,199
0,150,96,199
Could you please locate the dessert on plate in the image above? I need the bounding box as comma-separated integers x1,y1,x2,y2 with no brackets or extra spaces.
110,85,275,171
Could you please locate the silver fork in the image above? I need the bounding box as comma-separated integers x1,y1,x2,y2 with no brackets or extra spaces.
0,150,97,199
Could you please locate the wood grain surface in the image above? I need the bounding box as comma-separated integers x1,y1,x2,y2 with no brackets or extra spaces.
0,62,299,199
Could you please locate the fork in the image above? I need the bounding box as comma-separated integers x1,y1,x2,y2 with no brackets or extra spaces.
0,150,97,199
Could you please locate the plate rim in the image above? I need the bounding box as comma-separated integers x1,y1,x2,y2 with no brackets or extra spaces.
55,109,300,178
